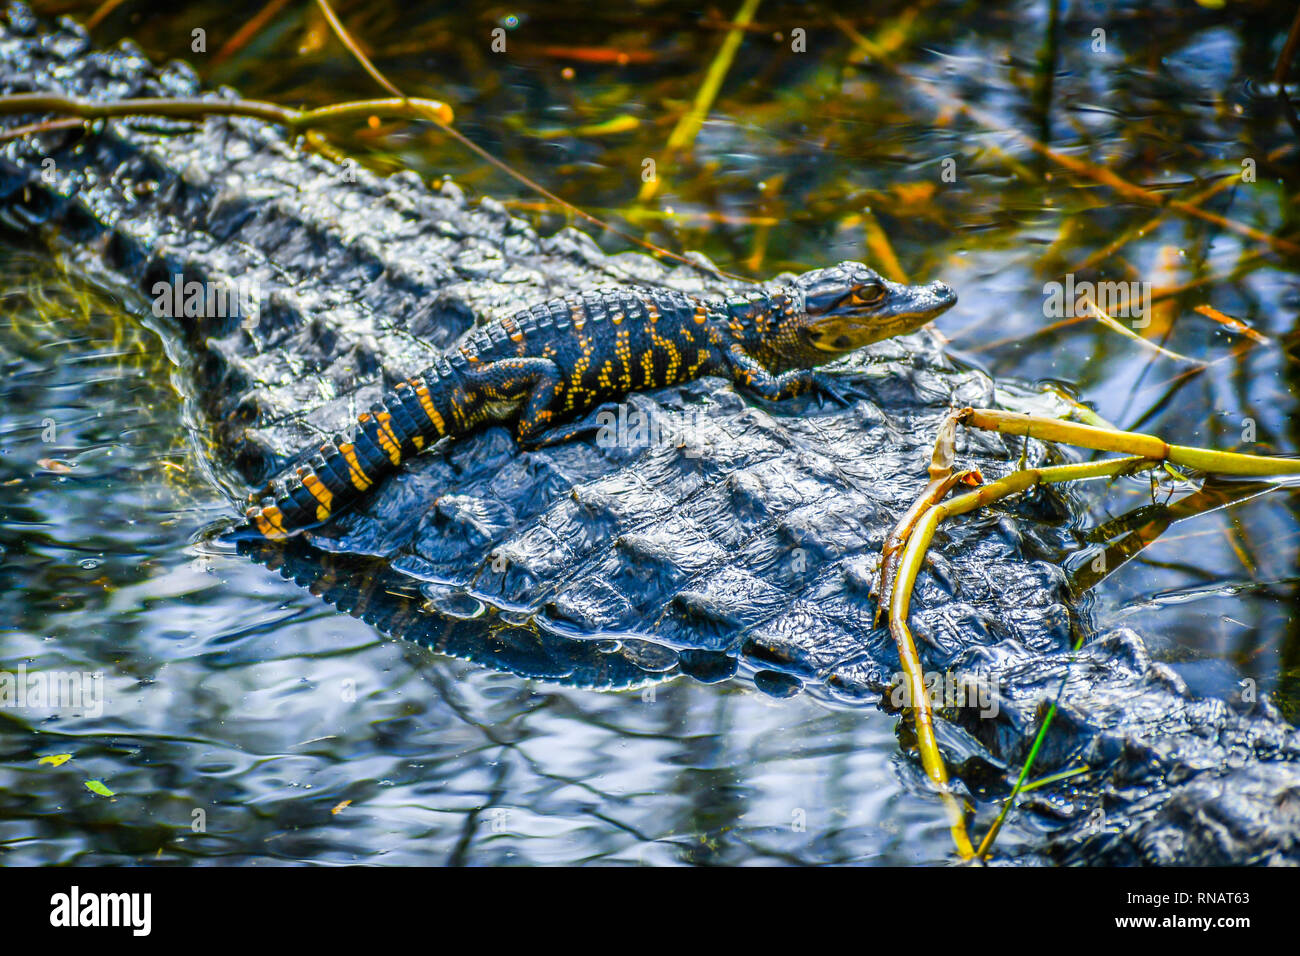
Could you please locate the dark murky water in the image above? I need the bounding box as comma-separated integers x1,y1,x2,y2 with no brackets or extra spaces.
1,0,1298,864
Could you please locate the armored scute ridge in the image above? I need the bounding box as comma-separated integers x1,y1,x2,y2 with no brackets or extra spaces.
2,5,1299,864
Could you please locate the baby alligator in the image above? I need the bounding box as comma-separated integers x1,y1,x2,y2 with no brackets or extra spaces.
243,261,956,538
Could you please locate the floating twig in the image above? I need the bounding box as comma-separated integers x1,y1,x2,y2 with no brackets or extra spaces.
0,89,453,127
213,0,298,67
1084,299,1204,366
309,0,754,279
638,0,762,202
831,9,1300,261
1193,304,1271,345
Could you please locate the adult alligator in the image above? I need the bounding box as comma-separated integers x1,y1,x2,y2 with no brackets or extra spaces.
2,6,1297,864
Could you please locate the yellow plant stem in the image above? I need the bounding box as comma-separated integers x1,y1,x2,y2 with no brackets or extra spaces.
886,509,976,860
875,471,980,627
960,407,1300,476
638,0,762,202
874,407,975,625
888,456,1148,861
886,402,1300,861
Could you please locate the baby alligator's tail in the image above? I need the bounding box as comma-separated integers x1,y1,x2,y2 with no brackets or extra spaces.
243,366,456,539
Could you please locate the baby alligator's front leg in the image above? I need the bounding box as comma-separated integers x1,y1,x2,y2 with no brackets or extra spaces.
724,344,815,401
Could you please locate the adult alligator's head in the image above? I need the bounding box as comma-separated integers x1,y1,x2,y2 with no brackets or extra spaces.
793,261,956,362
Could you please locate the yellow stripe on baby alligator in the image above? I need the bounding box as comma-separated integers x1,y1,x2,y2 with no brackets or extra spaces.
693,304,708,324
298,468,333,522
245,506,285,540
374,412,402,465
254,504,289,538
412,382,446,436
338,442,372,491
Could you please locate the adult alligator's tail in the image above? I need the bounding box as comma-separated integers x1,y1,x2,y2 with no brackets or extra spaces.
244,365,458,538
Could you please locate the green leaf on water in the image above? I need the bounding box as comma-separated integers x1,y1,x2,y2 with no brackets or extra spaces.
85,780,115,797
38,753,72,767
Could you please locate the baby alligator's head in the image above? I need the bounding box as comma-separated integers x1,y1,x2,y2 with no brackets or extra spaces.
792,261,956,360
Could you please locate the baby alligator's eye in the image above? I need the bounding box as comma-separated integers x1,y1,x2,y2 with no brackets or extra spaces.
851,283,886,306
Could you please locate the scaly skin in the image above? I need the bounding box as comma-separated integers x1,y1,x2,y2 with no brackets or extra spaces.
244,261,956,538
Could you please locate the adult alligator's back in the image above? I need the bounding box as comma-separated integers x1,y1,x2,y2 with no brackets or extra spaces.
2,6,1297,864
